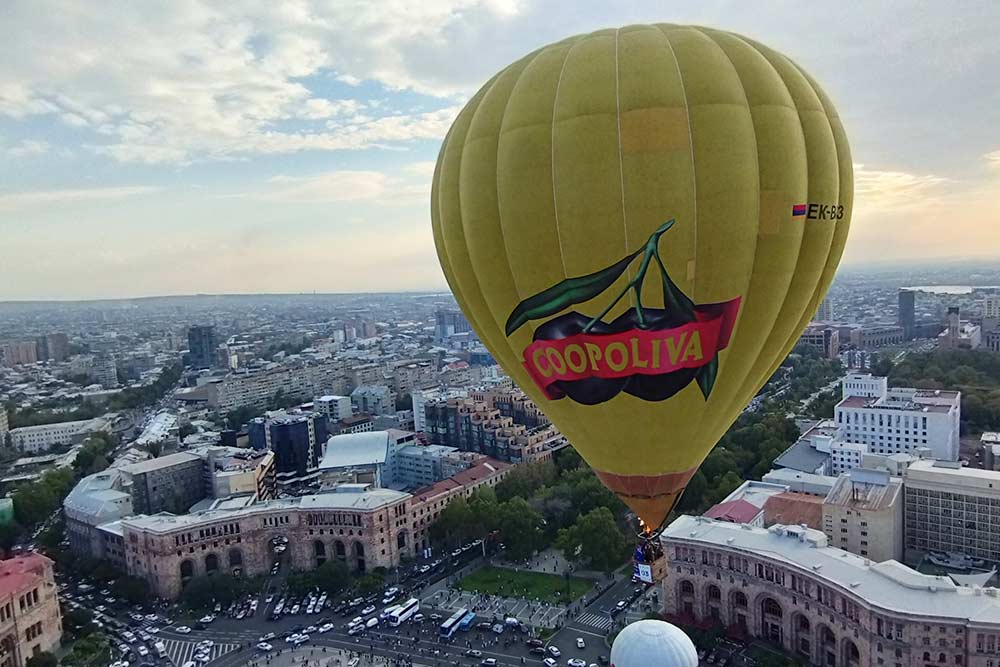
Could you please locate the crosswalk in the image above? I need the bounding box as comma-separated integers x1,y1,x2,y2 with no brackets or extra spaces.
160,638,239,666
575,612,613,631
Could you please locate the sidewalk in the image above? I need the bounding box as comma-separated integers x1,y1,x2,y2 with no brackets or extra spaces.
245,646,429,667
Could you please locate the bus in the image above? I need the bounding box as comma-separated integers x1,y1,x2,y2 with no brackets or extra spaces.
458,611,476,631
389,598,420,627
440,607,468,639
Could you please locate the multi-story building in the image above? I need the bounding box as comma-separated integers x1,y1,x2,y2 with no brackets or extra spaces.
394,444,462,488
350,385,396,416
411,386,469,433
390,361,436,397
898,289,916,340
34,333,68,362
662,515,1000,667
830,441,867,475
903,460,1000,565
801,325,840,359
206,360,350,413
846,325,905,349
318,430,417,488
334,414,374,435
313,395,352,422
939,307,982,350
435,309,471,343
0,553,62,666
0,342,37,367
822,468,903,562
63,469,134,563
8,419,108,454
187,325,217,369
108,456,510,599
92,355,119,389
816,296,835,323
249,411,328,486
120,452,206,515
200,446,275,501
0,410,7,442
835,373,961,461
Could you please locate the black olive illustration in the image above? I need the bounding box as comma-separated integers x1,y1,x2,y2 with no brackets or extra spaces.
532,312,627,404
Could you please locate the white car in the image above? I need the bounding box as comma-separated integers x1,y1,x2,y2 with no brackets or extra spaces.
568,659,587,667
544,660,557,667
547,647,561,658
293,634,310,645
576,638,586,649
200,614,215,623
137,646,149,657
319,623,334,633
257,642,273,651
348,617,363,627
197,640,215,650
361,605,376,615
147,627,159,634
175,626,192,634
615,600,627,611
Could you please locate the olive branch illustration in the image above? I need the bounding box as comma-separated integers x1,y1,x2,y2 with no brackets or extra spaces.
504,220,718,399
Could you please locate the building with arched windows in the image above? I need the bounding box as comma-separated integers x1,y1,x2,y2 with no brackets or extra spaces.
662,515,1000,667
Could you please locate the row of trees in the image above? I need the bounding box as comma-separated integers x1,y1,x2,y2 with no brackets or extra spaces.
676,411,801,514
890,350,1000,433
433,449,632,572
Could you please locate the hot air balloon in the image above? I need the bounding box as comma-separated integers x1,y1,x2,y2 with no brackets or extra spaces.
611,620,698,667
431,24,852,533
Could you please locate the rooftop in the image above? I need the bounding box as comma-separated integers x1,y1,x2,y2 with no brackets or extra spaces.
320,431,389,470
121,451,201,475
762,492,824,529
663,515,1000,622
0,553,51,600
825,470,901,511
703,499,760,524
773,437,830,474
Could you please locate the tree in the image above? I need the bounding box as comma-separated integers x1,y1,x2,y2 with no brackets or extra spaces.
227,405,259,431
144,440,163,459
676,471,708,512
556,507,628,572
0,521,23,553
111,575,150,605
395,393,412,411
180,575,241,610
468,489,499,539
495,462,553,502
356,572,384,595
431,497,474,546
62,607,97,636
497,497,544,560
26,652,57,667
705,471,744,506
313,560,351,594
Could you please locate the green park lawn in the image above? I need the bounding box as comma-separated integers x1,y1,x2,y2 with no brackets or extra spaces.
457,566,591,604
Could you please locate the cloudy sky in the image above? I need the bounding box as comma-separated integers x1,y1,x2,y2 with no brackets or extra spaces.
2,1,998,300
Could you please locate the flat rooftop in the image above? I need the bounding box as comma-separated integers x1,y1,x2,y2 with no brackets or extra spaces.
121,451,201,475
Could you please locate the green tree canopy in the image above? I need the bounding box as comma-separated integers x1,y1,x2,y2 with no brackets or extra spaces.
556,507,628,572
497,496,545,561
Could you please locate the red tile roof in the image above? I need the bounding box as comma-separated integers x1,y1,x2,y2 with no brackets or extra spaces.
763,492,825,530
703,499,761,524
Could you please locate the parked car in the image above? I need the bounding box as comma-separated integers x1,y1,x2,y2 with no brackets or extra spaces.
576,638,585,649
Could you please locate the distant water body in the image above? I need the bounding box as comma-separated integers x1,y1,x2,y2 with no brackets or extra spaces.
905,285,1000,295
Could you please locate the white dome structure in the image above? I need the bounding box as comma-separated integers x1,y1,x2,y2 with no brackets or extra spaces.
610,620,698,667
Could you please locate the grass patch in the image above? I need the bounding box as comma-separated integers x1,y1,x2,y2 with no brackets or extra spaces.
457,566,591,604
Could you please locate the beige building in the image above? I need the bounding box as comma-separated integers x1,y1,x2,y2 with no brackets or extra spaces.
663,515,1000,667
0,553,62,667
108,458,510,599
904,460,1000,564
822,469,903,562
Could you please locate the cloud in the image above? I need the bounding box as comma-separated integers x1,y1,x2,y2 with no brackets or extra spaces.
853,164,950,210
6,139,50,157
403,161,438,177
251,165,432,205
0,186,161,211
986,150,1000,168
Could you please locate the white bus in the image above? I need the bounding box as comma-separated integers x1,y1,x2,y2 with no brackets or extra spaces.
440,607,467,638
389,598,420,627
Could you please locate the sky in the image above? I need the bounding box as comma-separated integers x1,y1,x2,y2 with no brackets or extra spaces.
1,0,999,300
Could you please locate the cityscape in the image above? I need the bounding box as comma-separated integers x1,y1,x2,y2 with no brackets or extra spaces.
2,3,1000,667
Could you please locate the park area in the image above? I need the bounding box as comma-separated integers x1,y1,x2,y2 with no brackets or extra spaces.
457,566,591,604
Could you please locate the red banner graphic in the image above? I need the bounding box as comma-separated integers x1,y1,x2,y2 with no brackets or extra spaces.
521,298,741,400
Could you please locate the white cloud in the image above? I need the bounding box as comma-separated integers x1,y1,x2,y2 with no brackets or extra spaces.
0,1,516,164
6,139,50,157
986,150,1000,168
0,186,161,211
853,164,949,210
404,161,437,177
261,171,392,203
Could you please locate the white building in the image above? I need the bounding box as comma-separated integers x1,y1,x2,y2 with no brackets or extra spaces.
318,429,417,488
314,395,352,422
822,468,903,562
350,385,396,416
9,418,107,453
830,440,867,475
835,373,961,461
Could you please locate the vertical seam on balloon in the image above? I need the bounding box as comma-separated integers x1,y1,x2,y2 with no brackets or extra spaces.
495,46,556,306
655,24,698,300
613,27,633,306
550,39,578,280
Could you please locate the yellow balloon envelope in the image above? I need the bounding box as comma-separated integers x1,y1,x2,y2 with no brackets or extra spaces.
431,24,852,531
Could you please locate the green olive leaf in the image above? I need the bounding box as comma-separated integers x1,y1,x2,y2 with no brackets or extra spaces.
505,247,642,336
695,354,718,399
653,250,696,322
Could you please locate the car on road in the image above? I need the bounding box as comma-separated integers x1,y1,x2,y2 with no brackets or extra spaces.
576,638,586,649
615,600,627,611
365,618,379,629
482,659,497,667
530,647,547,656
526,639,544,648
348,625,364,636
348,617,363,627
137,646,149,657
465,650,483,658
568,659,587,667
199,614,215,623
259,633,276,642
547,647,561,658
419,565,431,573
175,626,191,634
598,656,609,665
544,659,558,667
451,549,462,557
257,642,273,651
319,623,335,633
361,605,376,615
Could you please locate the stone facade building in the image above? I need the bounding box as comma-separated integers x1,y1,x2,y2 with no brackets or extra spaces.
662,515,1000,667
0,553,62,667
